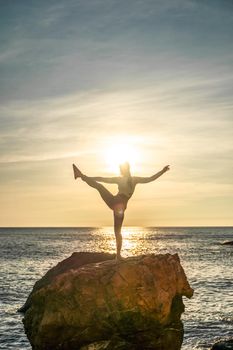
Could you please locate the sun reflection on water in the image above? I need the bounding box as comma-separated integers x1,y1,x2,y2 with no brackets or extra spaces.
95,226,154,257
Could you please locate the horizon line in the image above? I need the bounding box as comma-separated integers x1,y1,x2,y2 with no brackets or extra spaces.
0,225,232,229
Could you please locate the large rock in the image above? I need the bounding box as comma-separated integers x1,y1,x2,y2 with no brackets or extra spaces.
22,252,193,350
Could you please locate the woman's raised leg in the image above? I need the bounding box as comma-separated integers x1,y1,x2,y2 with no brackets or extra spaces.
113,209,125,260
73,164,114,209
81,174,114,210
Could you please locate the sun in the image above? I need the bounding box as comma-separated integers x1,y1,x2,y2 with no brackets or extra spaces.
103,136,140,173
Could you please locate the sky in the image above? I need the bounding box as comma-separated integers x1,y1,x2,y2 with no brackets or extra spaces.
0,0,232,227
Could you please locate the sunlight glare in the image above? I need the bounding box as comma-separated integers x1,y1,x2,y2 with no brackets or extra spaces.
103,136,141,173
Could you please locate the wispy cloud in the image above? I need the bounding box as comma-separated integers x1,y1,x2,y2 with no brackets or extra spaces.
0,76,232,174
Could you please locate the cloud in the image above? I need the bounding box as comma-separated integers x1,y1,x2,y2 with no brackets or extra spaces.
0,74,232,174
1,0,233,102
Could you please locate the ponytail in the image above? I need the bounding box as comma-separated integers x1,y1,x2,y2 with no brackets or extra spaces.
127,174,133,191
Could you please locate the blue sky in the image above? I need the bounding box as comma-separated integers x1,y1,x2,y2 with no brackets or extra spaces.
0,0,232,226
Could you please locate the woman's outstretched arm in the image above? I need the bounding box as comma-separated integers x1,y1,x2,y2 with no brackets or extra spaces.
88,176,119,184
134,165,170,184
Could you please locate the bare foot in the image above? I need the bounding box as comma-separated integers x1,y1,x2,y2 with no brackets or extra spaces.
115,255,126,262
72,164,82,179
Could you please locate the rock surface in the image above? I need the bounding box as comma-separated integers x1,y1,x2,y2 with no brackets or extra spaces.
22,252,193,350
19,252,115,313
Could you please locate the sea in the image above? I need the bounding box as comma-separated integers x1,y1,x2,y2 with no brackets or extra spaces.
0,227,232,350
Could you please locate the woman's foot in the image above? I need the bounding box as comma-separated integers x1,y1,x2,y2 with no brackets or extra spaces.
115,255,125,262
72,164,83,179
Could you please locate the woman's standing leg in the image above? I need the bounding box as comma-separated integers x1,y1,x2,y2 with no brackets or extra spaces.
113,209,125,260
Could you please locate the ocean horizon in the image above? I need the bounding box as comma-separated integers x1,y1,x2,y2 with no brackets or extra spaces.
1,225,233,228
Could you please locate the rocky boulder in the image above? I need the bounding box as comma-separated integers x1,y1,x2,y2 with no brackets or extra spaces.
22,252,193,350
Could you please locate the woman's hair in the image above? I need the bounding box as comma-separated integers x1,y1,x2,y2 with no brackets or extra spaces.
120,161,130,175
120,162,133,191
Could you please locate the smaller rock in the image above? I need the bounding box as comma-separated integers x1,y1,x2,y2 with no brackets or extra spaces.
211,338,233,349
221,241,233,246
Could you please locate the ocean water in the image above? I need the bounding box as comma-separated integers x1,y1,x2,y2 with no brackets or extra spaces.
0,227,232,350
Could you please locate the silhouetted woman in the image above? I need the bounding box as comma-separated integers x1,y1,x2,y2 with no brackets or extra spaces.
72,162,170,260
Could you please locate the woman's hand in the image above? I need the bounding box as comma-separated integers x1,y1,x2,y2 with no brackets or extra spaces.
162,165,170,173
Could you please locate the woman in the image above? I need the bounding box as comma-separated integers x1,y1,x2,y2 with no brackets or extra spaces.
72,162,170,260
